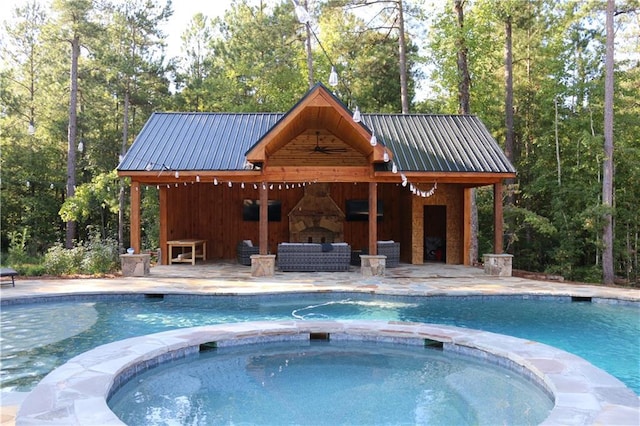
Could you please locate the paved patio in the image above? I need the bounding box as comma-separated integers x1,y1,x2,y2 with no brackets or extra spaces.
1,262,639,425
2,262,639,302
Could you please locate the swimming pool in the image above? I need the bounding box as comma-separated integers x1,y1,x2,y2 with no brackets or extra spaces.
1,293,639,394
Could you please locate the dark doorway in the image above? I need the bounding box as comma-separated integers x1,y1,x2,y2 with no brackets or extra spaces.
424,205,446,262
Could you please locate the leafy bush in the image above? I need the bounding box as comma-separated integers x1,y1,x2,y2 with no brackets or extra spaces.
43,233,120,276
81,234,119,274
13,263,47,276
7,228,30,265
44,244,85,275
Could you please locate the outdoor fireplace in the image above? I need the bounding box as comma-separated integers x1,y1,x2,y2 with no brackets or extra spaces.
289,183,345,243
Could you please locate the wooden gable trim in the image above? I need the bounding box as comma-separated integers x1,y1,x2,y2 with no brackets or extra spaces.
245,84,391,165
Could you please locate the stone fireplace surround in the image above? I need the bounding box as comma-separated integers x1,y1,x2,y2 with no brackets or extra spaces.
289,183,345,243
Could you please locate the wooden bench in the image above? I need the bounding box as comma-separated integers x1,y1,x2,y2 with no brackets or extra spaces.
0,268,18,287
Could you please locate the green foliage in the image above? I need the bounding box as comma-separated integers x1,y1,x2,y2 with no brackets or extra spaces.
141,186,160,250
13,263,47,277
4,229,46,276
6,228,30,265
44,244,85,275
43,233,119,275
432,0,640,284
205,1,308,111
59,171,120,222
81,233,119,274
317,5,418,112
504,204,557,264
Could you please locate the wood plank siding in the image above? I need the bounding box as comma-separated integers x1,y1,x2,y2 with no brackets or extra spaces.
155,181,464,265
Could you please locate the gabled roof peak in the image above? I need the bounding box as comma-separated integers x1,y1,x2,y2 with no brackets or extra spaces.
244,83,388,164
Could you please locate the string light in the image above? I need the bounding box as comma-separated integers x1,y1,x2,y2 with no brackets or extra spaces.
369,131,377,146
352,106,361,123
329,66,339,87
196,175,200,182
174,171,179,178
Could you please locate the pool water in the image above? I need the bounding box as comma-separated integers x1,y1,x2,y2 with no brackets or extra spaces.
1,294,638,393
108,340,553,425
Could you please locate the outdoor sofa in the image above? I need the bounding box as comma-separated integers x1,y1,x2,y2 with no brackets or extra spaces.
350,241,400,268
377,241,400,268
277,242,351,272
236,240,259,266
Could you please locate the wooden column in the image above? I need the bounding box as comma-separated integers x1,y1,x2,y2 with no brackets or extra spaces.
493,182,504,254
463,187,472,265
130,180,141,254
368,182,378,255
259,182,269,255
159,186,168,264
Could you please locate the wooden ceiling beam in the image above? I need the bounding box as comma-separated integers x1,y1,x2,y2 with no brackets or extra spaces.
121,169,514,186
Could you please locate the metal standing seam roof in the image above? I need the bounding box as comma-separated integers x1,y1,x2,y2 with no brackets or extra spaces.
363,114,515,174
118,112,283,172
117,112,515,174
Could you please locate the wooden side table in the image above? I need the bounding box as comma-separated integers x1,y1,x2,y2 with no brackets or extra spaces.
167,239,207,265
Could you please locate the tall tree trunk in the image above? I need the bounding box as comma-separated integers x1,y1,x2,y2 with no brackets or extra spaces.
65,34,80,248
554,97,561,186
397,0,409,113
118,87,130,252
305,22,314,88
455,0,470,115
304,1,314,89
454,0,477,264
602,0,615,285
504,15,515,207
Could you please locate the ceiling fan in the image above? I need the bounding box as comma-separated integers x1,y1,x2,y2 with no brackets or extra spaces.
312,131,347,154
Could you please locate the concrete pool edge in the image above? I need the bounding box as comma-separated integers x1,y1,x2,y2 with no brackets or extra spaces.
16,321,639,426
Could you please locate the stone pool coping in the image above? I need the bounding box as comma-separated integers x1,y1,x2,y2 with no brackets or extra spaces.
16,320,639,425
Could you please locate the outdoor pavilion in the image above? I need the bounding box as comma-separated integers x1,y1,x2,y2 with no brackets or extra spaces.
117,83,516,274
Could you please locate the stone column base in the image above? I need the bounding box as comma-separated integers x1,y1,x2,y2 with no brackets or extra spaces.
251,254,276,277
483,254,513,277
120,254,150,277
360,255,386,277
